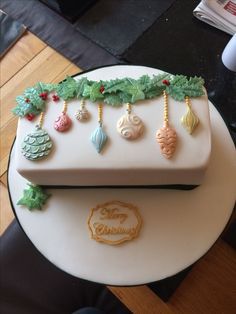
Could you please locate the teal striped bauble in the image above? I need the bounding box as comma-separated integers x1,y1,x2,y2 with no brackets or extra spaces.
90,125,108,153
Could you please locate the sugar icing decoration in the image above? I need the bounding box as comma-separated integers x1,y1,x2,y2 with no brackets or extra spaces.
21,111,53,161
87,200,142,245
54,101,72,132
12,74,205,118
90,104,108,153
181,96,200,134
17,183,50,211
75,99,90,122
156,91,177,159
117,103,144,140
13,73,205,159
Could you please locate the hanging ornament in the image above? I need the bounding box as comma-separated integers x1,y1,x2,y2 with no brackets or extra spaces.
21,112,53,161
75,99,90,122
117,103,144,140
181,96,199,134
156,91,177,159
54,101,72,132
90,104,108,153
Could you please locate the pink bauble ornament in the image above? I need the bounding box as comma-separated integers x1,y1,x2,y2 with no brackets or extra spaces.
54,113,72,132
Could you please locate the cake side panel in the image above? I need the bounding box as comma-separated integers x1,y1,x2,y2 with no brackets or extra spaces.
15,65,211,186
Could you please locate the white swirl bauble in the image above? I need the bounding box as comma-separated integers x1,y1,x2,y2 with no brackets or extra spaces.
117,113,144,140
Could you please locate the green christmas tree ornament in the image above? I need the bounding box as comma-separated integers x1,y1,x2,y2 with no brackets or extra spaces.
21,112,53,161
17,183,50,211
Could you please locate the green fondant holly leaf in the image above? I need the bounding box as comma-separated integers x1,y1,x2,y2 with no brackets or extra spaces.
13,96,41,117
145,86,164,99
17,183,50,211
56,76,77,100
119,91,132,104
88,82,105,101
125,78,145,103
81,84,91,98
103,78,145,103
153,73,171,86
143,74,170,99
76,77,89,98
137,75,151,87
104,94,122,106
103,78,128,94
167,75,205,101
37,82,56,93
185,76,205,97
24,87,45,110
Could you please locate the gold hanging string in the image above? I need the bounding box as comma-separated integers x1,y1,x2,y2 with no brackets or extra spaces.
98,103,103,125
62,101,68,114
163,90,169,126
126,103,132,114
38,111,44,129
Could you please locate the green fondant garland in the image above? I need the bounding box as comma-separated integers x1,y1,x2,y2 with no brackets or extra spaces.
12,73,205,118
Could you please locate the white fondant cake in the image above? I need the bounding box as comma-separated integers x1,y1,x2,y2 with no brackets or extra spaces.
15,65,211,186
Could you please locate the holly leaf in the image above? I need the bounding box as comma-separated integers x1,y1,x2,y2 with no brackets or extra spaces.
104,94,122,106
13,95,31,116
166,75,205,101
76,77,89,98
166,85,186,101
184,76,205,97
37,82,56,93
82,84,92,98
89,82,104,101
103,79,128,94
118,92,132,104
17,183,50,211
56,76,77,100
125,78,145,103
154,73,171,83
24,87,45,110
137,75,151,87
13,96,41,117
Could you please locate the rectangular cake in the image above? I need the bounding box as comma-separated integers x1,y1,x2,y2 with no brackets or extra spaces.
14,65,211,187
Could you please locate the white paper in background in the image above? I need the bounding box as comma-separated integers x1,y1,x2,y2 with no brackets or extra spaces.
193,0,236,35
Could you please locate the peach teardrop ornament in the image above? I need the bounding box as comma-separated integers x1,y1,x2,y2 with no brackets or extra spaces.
156,121,177,159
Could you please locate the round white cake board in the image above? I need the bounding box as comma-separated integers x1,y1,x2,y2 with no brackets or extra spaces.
8,102,236,286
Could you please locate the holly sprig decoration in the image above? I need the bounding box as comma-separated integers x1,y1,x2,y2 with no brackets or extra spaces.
12,73,205,118
165,75,205,101
17,183,50,211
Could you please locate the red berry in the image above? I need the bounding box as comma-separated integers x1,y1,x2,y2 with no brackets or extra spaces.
26,113,35,121
52,94,60,102
25,98,30,103
99,85,105,93
162,79,170,86
39,92,48,100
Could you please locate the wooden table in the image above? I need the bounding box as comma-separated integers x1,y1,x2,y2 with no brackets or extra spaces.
1,31,235,313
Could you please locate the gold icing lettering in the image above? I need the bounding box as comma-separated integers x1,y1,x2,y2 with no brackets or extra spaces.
100,207,128,223
93,223,136,236
87,200,142,245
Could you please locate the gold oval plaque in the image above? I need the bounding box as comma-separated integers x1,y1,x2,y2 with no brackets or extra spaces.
87,200,142,245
